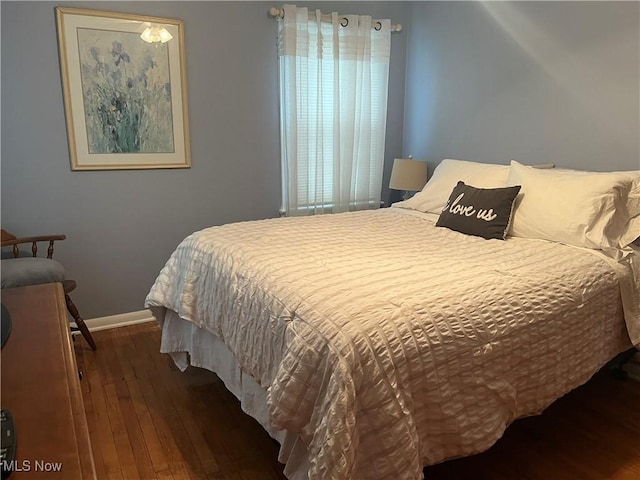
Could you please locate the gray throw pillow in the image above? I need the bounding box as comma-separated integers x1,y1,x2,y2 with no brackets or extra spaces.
436,181,521,240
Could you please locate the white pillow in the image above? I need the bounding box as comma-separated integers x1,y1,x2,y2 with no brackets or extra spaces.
546,166,640,248
507,160,640,251
621,217,640,247
616,180,640,247
393,159,510,213
511,160,555,170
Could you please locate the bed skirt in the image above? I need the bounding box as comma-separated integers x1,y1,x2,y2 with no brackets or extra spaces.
153,306,310,480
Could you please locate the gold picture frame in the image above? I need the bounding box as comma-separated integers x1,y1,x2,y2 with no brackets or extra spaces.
56,7,191,170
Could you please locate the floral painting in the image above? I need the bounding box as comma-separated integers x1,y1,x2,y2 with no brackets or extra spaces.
56,7,190,170
78,29,175,154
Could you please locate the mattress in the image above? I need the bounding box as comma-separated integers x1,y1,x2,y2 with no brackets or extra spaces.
146,208,635,480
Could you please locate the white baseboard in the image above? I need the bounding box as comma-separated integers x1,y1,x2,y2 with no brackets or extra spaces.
76,309,155,332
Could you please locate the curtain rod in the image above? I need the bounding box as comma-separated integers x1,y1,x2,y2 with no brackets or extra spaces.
269,7,402,32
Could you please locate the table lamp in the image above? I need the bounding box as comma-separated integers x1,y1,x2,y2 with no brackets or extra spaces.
389,157,428,200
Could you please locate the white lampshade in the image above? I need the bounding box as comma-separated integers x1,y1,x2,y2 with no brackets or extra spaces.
389,158,428,193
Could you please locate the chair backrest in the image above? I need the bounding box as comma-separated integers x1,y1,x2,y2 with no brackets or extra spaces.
1,229,16,242
1,230,66,259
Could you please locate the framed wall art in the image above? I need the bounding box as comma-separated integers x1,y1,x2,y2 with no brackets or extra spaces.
56,7,191,170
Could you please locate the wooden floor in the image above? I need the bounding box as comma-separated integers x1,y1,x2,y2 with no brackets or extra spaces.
75,323,640,480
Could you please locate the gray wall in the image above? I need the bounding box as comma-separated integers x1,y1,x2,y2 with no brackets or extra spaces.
403,1,640,174
5,1,637,318
1,1,408,318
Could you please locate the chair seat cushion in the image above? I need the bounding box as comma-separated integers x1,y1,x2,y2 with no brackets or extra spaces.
1,258,65,288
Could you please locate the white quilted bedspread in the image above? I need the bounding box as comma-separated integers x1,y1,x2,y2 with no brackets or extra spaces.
145,208,633,480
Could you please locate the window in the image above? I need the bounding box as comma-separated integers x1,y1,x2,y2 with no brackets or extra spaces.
277,6,391,215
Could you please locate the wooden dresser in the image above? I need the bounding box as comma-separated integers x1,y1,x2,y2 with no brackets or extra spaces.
1,283,96,479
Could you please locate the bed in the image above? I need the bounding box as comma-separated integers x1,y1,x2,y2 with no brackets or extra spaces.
145,159,640,480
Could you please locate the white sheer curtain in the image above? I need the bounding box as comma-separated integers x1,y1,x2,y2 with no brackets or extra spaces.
278,4,391,216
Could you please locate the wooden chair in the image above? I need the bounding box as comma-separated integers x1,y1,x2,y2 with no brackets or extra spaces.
1,229,97,350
